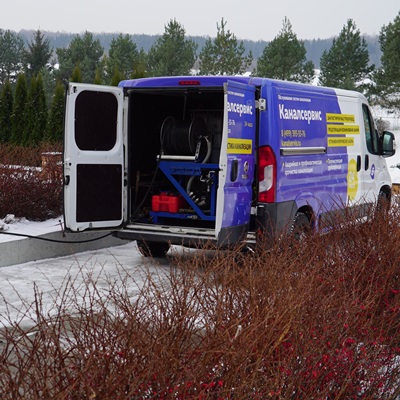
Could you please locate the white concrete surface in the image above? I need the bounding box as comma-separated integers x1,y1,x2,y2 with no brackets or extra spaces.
0,229,129,268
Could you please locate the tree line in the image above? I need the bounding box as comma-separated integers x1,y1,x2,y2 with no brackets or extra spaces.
17,29,383,70
0,12,399,146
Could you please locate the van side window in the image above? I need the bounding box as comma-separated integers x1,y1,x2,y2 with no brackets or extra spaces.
362,104,379,155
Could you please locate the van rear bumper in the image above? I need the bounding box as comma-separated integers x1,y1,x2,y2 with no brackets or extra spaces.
113,223,217,247
114,201,298,247
256,201,298,238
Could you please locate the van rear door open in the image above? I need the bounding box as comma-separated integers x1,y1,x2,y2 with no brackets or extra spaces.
216,81,256,245
64,83,125,232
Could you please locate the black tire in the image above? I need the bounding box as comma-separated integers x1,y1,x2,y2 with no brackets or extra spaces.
136,240,171,258
376,190,390,216
289,212,311,241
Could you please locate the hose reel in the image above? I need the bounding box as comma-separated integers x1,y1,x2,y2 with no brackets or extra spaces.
160,116,208,156
159,116,214,210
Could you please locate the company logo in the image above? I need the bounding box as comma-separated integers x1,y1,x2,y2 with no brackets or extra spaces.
370,164,375,179
227,102,253,117
278,104,323,124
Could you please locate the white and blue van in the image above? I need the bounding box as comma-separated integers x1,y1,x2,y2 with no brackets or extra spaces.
63,76,395,256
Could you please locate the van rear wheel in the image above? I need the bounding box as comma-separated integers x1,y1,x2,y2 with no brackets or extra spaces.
290,212,311,241
137,240,171,257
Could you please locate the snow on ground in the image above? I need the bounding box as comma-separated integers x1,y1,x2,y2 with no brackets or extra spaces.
0,213,174,328
0,238,172,329
0,215,64,243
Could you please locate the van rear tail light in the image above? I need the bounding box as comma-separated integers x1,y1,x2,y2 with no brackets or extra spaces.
258,145,276,203
179,80,201,86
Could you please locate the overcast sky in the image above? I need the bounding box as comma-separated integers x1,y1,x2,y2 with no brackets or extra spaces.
1,0,399,41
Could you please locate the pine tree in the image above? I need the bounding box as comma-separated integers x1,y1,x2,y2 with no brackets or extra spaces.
198,18,253,76
131,49,147,79
255,17,314,83
25,30,53,78
106,34,140,82
319,19,372,91
10,73,28,144
0,30,25,86
372,11,400,109
40,65,57,109
56,31,104,83
0,79,14,143
146,19,197,76
46,81,65,143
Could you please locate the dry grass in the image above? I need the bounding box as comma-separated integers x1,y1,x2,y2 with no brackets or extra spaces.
1,201,400,398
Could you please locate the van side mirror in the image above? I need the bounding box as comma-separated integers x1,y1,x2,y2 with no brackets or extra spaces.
382,131,396,157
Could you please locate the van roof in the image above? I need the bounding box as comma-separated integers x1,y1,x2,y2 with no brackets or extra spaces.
118,75,366,101
119,75,255,88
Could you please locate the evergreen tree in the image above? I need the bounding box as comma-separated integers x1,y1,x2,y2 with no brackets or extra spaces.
372,11,400,109
106,34,140,82
71,65,83,83
255,17,314,83
25,29,53,78
111,66,123,86
25,73,48,146
94,68,102,84
47,80,65,143
0,29,25,86
10,73,28,144
319,19,372,90
40,65,57,109
0,79,14,143
198,18,253,76
56,31,104,83
131,49,147,78
147,19,197,76
23,75,36,145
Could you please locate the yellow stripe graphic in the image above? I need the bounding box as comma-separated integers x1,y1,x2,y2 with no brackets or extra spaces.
227,138,253,154
326,113,356,123
327,125,360,135
328,137,354,147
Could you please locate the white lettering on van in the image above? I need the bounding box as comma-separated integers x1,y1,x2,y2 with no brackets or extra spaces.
228,90,244,98
227,102,253,117
327,158,344,171
279,104,322,124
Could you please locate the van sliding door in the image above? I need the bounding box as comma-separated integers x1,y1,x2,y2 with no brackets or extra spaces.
216,81,256,246
64,83,125,232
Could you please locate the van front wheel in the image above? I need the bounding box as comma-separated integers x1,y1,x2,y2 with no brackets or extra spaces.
137,240,171,257
375,190,390,218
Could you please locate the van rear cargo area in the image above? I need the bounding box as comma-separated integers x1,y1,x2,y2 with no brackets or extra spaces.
127,87,224,230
